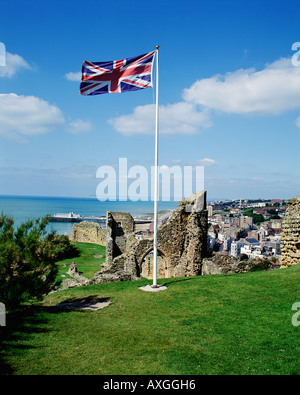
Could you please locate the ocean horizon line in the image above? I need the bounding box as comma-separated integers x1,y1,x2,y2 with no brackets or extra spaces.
0,194,226,203
0,194,100,200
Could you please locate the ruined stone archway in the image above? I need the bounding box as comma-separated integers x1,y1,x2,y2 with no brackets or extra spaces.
139,246,166,266
138,247,169,279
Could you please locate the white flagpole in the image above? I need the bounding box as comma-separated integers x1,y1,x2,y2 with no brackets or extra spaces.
152,45,159,288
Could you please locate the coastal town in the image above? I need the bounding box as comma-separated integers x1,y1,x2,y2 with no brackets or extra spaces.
133,197,285,262
206,198,284,261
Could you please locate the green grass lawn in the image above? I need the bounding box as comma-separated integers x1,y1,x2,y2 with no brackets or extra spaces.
56,242,106,280
0,250,299,375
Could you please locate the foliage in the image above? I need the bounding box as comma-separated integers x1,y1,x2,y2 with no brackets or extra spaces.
242,208,265,224
252,213,265,224
46,233,80,262
267,209,278,215
249,260,272,272
272,202,281,207
0,213,79,309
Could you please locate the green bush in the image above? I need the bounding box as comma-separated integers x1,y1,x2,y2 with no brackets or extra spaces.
45,233,80,261
0,213,79,309
249,260,272,272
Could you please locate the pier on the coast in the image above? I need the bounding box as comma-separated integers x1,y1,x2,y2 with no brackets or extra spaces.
49,212,153,227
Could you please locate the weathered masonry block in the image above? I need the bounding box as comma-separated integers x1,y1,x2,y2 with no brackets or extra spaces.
71,221,107,245
105,191,208,279
105,211,136,267
281,196,300,267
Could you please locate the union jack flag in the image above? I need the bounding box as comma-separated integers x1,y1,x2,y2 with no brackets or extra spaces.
80,51,156,96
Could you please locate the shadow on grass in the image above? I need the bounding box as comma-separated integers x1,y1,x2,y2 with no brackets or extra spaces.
0,306,51,375
0,295,110,375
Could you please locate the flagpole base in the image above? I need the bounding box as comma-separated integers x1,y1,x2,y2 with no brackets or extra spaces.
139,285,167,292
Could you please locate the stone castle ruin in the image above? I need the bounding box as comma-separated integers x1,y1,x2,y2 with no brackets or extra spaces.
280,196,300,267
71,191,208,283
72,221,106,245
67,193,300,289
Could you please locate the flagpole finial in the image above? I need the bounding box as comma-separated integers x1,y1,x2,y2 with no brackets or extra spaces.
156,45,159,50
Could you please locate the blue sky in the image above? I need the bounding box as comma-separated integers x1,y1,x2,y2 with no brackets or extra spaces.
0,0,299,201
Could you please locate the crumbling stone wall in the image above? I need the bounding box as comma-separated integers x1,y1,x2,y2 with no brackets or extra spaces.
105,211,135,265
71,221,107,245
105,191,208,279
69,191,208,284
202,254,280,275
155,191,207,278
281,196,300,267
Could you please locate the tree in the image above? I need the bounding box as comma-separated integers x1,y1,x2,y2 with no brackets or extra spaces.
242,208,265,224
0,213,79,309
267,209,277,215
251,213,265,224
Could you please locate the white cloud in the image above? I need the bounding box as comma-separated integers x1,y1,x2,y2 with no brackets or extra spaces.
109,56,300,137
295,116,300,128
196,158,217,166
183,57,300,115
84,55,300,138
0,52,31,78
109,102,212,136
66,119,93,134
0,93,65,141
65,71,81,81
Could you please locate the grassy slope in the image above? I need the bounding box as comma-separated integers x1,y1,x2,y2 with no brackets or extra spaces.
56,242,106,280
1,255,299,375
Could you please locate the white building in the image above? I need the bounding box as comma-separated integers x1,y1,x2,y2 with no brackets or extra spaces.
259,226,268,240
249,202,266,208
224,236,232,251
240,245,252,256
264,239,281,256
240,245,264,259
231,241,245,257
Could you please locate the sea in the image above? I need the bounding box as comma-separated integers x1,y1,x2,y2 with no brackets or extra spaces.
0,195,180,236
